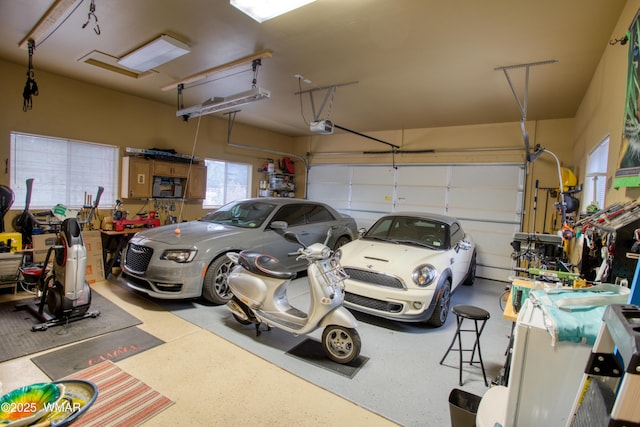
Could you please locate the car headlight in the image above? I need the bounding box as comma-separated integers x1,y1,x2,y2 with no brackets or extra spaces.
160,249,196,263
412,264,437,287
334,248,342,262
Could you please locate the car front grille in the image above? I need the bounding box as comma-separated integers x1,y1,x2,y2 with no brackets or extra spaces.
343,268,405,289
345,292,403,313
124,243,153,273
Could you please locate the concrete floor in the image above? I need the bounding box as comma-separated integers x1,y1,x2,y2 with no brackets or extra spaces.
0,276,513,426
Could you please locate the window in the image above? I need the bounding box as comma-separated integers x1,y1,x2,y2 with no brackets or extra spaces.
583,136,609,213
203,159,251,208
10,132,118,209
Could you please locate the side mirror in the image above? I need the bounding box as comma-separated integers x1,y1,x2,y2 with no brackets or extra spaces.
457,240,472,251
270,220,288,231
358,227,367,238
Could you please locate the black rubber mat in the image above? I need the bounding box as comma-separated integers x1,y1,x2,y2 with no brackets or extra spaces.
32,326,164,379
0,290,141,363
285,338,369,379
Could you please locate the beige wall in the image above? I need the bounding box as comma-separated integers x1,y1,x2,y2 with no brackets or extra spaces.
0,58,294,229
573,0,640,207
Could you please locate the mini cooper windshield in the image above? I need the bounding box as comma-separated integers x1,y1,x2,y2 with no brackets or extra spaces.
363,216,449,250
200,200,276,228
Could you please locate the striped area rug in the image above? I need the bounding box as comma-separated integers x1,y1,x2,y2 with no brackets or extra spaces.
63,360,173,426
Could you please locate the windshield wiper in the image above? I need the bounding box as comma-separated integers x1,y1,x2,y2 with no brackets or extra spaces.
392,239,438,249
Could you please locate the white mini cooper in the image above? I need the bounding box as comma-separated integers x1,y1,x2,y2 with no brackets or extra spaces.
336,212,476,326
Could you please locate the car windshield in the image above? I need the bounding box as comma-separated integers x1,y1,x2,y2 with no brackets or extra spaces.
364,216,448,249
200,200,276,228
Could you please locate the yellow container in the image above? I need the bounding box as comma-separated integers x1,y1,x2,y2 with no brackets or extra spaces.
0,232,22,252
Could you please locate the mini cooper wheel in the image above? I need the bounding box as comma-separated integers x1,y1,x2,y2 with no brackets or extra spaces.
321,325,361,364
202,255,234,304
463,251,476,286
427,279,451,327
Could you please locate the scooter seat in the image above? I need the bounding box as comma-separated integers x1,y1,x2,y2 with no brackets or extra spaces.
238,251,297,280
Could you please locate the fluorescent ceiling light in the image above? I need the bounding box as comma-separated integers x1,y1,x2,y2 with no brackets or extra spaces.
230,0,316,23
177,87,271,120
118,35,190,72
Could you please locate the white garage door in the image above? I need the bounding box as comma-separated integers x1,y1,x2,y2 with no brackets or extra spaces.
308,164,525,282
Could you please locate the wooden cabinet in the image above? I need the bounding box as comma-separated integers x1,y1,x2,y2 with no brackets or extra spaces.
185,164,207,200
121,156,152,198
121,156,207,200
153,160,189,178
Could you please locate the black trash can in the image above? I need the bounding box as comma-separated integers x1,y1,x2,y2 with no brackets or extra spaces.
449,388,481,427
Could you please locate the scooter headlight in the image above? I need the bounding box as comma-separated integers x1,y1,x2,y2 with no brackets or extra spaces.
412,264,437,287
161,249,196,263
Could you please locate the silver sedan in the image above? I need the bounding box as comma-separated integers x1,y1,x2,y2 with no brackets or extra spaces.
118,198,358,304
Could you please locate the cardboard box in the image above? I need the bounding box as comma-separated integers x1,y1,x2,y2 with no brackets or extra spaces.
31,230,105,283
83,230,104,284
32,233,58,263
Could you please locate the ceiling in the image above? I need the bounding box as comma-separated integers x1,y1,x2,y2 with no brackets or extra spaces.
0,0,629,137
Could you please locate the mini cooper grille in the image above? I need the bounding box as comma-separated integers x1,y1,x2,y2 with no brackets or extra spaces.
124,244,153,273
345,292,403,313
343,268,405,289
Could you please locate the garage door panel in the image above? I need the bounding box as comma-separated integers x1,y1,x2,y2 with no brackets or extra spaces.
397,166,449,186
450,165,524,189
396,186,447,211
308,183,349,204
351,166,394,185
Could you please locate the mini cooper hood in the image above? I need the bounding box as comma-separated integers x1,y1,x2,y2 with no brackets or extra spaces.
341,239,443,267
130,220,244,244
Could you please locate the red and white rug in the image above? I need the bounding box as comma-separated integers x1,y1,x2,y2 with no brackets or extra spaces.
63,360,173,426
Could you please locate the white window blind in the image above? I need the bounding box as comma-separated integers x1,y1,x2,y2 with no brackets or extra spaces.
203,159,251,208
583,136,609,212
10,132,118,209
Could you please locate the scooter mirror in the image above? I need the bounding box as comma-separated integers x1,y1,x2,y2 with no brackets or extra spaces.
283,231,304,247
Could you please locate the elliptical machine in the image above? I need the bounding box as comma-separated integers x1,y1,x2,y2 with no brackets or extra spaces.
17,184,103,331
26,218,100,331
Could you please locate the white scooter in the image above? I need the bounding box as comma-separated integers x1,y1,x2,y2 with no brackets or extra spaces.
225,224,361,364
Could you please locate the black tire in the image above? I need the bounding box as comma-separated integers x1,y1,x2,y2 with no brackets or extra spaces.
463,251,476,286
333,236,351,251
202,255,234,304
427,279,451,327
321,325,361,364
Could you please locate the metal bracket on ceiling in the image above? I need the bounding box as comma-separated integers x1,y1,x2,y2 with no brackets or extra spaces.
495,59,558,152
294,81,358,122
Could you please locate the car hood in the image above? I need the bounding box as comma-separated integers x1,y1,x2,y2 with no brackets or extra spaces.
130,220,247,245
340,239,446,271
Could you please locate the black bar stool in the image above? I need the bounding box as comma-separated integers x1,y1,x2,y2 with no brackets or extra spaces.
439,304,490,386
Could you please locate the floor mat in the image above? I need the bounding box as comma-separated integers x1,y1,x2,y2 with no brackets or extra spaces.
62,360,173,427
285,338,369,379
0,291,141,363
32,326,165,379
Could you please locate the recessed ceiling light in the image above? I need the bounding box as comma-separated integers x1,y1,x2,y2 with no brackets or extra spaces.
230,0,316,23
117,35,190,72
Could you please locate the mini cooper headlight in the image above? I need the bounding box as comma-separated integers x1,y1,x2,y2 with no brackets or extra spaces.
334,248,342,262
160,249,196,263
412,264,437,287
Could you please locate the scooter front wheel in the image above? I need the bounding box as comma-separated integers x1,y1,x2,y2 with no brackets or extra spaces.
321,325,361,364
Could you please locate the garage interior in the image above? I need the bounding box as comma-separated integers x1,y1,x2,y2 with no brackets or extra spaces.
1,0,640,426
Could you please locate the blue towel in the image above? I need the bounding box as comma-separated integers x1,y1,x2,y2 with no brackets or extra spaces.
530,285,629,345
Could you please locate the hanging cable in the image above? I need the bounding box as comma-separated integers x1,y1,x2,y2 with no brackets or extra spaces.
82,0,100,35
22,39,39,112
